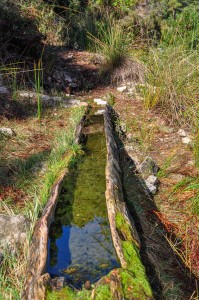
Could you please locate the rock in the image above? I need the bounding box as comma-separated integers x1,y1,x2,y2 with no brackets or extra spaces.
63,99,87,108
177,129,186,137
95,109,105,115
18,91,36,98
84,280,91,290
145,182,157,195
145,175,159,195
41,95,51,102
0,214,30,250
94,98,107,106
117,86,127,92
18,91,87,108
0,86,9,95
139,157,159,176
50,277,65,290
128,87,135,93
145,175,159,186
182,137,191,144
0,127,16,137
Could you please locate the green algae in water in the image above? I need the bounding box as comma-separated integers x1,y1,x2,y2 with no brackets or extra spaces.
47,114,119,289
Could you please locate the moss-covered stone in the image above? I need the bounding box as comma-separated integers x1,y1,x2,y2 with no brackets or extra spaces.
46,286,92,300
115,212,153,299
46,286,76,300
94,284,111,300
116,212,133,242
121,241,153,299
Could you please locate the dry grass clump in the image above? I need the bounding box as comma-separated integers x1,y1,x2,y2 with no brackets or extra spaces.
88,18,145,84
143,46,199,127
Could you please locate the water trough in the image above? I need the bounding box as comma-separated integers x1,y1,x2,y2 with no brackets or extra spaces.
22,106,153,300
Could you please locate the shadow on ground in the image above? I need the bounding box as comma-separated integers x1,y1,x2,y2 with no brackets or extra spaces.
110,108,198,300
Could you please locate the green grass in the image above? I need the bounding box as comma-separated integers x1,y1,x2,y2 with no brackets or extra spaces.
144,46,199,128
88,18,128,71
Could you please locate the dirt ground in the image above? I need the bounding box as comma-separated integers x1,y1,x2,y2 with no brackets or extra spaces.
0,104,72,210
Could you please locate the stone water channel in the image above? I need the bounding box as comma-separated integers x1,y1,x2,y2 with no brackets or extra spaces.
23,106,153,300
46,111,120,288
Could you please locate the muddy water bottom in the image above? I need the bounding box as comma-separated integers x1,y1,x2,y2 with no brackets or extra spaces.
47,113,119,289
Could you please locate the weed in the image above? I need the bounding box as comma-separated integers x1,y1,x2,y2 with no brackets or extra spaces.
0,243,28,300
157,156,173,178
105,93,115,107
165,234,192,271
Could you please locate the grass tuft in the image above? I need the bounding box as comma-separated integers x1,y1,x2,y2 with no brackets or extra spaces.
88,18,144,84
144,46,199,127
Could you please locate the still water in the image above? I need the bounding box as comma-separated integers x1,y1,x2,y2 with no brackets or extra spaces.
46,113,119,288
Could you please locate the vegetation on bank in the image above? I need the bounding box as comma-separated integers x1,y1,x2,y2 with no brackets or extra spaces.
0,106,85,299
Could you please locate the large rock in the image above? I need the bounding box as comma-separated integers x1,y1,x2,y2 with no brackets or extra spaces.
0,214,30,250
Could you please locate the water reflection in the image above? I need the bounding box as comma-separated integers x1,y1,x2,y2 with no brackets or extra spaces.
47,114,119,288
